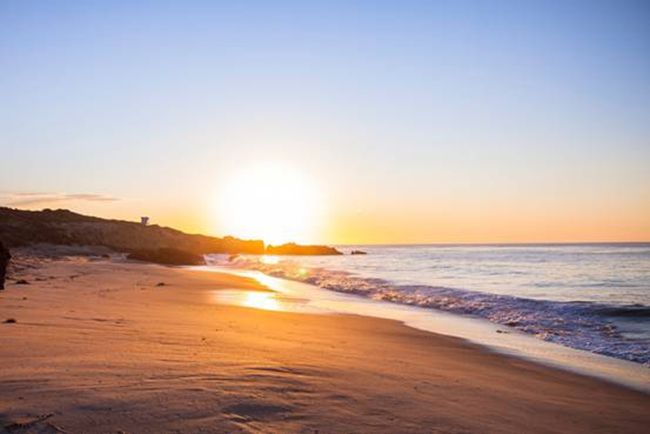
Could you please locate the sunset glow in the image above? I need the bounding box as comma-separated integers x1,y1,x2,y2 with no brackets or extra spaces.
215,163,323,244
1,1,648,244
1,2,649,432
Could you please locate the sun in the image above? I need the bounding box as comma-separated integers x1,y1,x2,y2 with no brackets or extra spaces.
215,162,322,245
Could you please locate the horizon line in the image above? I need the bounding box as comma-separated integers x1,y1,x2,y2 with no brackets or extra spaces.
3,206,649,247
331,241,650,247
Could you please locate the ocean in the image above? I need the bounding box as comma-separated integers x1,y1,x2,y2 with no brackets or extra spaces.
207,243,650,367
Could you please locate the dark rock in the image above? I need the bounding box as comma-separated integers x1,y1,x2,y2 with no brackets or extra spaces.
0,240,10,290
0,207,265,254
155,282,166,287
266,243,342,256
15,279,30,285
127,248,205,266
3,318,16,324
0,207,341,257
351,250,367,255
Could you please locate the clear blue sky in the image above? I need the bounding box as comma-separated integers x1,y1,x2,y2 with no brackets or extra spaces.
1,1,649,242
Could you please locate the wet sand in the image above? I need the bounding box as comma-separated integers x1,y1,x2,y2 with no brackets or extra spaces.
0,254,648,433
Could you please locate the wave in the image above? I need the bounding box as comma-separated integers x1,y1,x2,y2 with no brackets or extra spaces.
206,255,650,366
592,305,650,318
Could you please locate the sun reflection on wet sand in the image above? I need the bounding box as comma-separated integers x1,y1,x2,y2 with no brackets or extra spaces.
210,288,318,313
242,291,281,311
211,290,281,311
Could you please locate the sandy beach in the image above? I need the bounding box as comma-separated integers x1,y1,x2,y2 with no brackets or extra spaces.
0,253,648,434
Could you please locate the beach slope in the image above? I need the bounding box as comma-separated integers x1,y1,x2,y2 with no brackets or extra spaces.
0,254,648,433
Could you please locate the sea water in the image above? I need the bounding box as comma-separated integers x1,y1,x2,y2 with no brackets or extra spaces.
207,243,650,367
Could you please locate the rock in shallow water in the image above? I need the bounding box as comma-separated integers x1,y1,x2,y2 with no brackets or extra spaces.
266,243,342,256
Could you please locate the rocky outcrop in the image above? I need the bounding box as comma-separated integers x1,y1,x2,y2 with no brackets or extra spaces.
0,207,340,257
0,240,10,290
351,250,367,255
127,248,205,266
0,208,263,254
266,243,342,256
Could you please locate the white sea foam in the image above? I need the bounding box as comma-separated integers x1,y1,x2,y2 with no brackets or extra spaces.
206,243,650,366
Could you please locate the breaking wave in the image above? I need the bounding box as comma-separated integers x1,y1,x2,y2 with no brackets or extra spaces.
207,254,650,366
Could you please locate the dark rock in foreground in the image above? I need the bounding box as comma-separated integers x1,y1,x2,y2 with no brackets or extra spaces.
127,248,205,266
351,250,367,255
266,243,342,256
0,240,10,290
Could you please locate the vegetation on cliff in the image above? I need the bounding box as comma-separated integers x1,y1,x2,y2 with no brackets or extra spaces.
0,207,263,255
0,208,342,261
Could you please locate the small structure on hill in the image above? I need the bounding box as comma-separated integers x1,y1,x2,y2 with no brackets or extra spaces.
141,216,149,226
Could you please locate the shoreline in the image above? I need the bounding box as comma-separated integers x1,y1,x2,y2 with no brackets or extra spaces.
0,254,649,433
202,265,650,393
218,243,650,371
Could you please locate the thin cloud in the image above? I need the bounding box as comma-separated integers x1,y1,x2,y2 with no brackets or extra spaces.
2,192,119,207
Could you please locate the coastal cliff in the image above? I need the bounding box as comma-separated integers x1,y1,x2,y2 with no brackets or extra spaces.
0,208,341,258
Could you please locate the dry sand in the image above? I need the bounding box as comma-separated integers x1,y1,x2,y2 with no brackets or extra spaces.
0,253,648,433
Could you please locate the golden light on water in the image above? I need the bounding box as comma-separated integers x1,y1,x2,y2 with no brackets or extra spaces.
260,255,279,264
215,162,323,245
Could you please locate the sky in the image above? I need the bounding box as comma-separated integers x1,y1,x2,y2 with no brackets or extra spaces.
1,0,649,244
